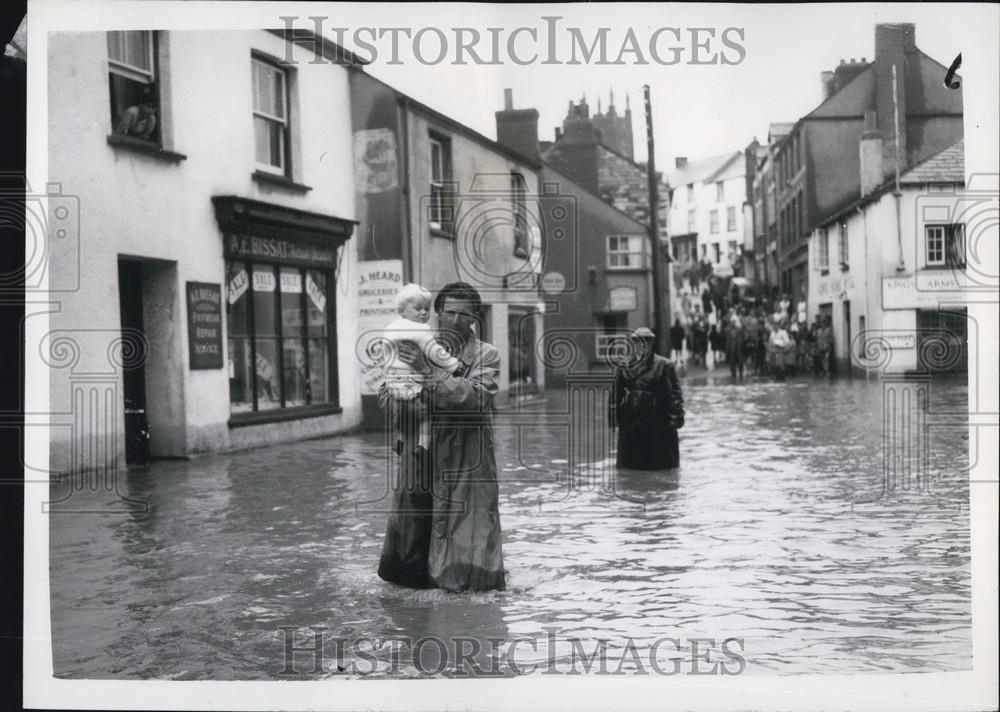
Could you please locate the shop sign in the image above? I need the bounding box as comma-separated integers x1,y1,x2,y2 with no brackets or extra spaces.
882,274,967,310
305,273,326,313
358,259,404,395
280,270,302,293
186,282,223,370
609,286,637,312
253,269,275,293
225,233,337,269
228,268,248,304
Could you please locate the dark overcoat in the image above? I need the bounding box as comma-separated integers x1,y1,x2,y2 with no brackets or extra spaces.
609,354,685,470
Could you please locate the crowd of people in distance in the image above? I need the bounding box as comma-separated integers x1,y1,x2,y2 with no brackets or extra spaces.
668,293,836,381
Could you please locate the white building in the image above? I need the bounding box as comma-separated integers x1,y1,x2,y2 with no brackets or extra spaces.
807,138,969,375
666,151,748,319
46,29,362,474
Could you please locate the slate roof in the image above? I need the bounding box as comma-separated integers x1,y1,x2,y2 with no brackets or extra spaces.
900,139,965,184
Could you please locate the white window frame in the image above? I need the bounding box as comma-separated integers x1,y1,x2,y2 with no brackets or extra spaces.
687,208,696,233
925,225,945,266
429,137,447,231
816,227,830,270
607,235,646,270
252,57,288,175
726,205,736,232
709,209,719,234
107,31,155,84
838,222,849,267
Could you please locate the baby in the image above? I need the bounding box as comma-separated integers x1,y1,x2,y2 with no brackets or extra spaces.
382,284,459,451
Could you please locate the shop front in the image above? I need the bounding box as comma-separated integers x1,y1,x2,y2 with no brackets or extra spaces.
213,196,357,434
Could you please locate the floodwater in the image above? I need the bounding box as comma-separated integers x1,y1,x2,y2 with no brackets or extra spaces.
49,376,972,679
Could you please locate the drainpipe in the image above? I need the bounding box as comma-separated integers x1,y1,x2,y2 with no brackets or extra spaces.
398,96,414,282
892,65,906,273
857,203,870,380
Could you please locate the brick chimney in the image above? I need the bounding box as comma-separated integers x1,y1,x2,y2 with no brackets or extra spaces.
675,157,687,169
820,71,835,100
859,110,883,196
875,23,914,177
494,88,539,160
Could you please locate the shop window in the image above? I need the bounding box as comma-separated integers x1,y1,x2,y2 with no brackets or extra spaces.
108,31,160,144
226,262,335,414
508,309,537,392
709,209,719,234
925,224,965,269
252,57,289,174
726,206,736,232
607,235,646,269
510,171,529,258
429,133,454,236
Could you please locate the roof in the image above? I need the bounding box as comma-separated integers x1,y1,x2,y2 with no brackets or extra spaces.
900,139,964,184
767,123,795,143
667,151,741,188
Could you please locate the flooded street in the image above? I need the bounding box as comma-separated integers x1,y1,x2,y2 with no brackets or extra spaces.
49,376,972,678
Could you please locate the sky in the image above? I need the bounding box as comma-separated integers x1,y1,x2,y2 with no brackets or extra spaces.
316,3,988,175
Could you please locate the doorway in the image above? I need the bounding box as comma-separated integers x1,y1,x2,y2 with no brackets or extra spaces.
118,260,150,466
842,300,851,376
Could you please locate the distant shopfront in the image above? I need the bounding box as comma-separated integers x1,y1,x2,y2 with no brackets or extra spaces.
214,196,356,425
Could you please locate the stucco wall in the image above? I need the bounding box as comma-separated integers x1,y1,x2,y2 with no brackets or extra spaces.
47,31,359,473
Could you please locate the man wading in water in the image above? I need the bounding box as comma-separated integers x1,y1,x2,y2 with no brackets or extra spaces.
609,327,686,471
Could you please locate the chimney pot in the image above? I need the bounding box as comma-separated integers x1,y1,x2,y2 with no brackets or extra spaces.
675,157,688,169
504,88,513,111
555,127,562,140
850,57,855,64
840,59,845,65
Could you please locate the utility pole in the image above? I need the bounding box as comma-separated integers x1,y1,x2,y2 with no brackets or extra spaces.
643,84,667,355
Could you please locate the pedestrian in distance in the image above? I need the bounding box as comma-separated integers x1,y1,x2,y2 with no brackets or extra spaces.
768,317,793,382
670,318,686,365
609,327,685,471
725,312,746,380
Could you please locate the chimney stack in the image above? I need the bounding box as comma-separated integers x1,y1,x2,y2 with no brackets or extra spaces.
494,88,540,160
820,70,835,100
875,24,913,175
675,157,687,169
859,109,883,196
554,127,562,140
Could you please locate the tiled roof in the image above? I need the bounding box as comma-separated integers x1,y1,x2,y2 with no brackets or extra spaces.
900,139,965,184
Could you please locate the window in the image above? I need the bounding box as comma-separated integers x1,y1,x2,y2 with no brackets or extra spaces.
227,262,335,414
925,224,966,268
816,227,829,270
838,222,849,267
687,209,696,233
726,206,736,232
429,134,454,235
607,235,647,269
510,172,529,258
713,243,721,264
108,31,160,144
252,58,288,174
686,183,694,202
716,181,725,202
728,240,738,258
709,209,719,234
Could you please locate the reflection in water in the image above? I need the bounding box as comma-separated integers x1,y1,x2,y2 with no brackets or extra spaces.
51,379,971,678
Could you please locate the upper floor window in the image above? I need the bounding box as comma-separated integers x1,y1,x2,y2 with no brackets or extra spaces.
686,184,694,202
709,209,719,234
816,227,829,271
429,134,454,236
713,242,721,264
252,58,289,174
108,31,160,144
925,224,966,269
510,171,529,258
726,206,737,232
838,222,849,267
687,209,696,233
607,235,647,269
716,181,725,202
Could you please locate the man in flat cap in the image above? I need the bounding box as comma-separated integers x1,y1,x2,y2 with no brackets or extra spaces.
608,327,685,470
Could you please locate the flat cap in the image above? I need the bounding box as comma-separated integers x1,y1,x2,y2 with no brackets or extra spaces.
630,327,655,339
